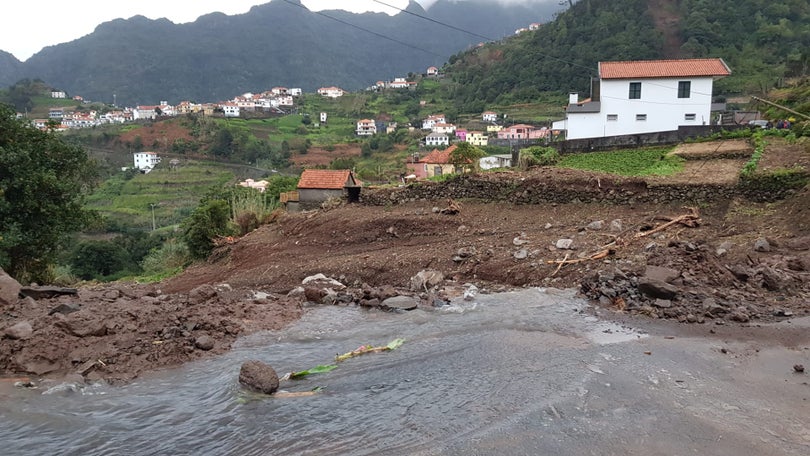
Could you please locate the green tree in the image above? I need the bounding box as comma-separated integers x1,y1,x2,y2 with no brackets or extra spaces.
68,240,135,280
0,104,97,281
181,199,233,259
449,142,485,173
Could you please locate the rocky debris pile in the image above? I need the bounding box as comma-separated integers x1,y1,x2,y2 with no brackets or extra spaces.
0,272,304,383
0,266,482,383
581,237,810,324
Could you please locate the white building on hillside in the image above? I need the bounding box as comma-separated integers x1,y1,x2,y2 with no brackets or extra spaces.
134,152,160,173
555,58,731,140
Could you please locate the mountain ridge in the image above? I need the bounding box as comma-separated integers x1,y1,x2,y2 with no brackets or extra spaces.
1,0,563,106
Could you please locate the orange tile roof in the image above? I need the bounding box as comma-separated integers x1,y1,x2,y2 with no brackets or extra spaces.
297,169,357,190
419,145,458,164
599,58,731,79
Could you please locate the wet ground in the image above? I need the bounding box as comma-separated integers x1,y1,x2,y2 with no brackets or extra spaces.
2,288,808,455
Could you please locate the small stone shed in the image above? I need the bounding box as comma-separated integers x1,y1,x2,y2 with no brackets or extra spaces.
296,169,362,210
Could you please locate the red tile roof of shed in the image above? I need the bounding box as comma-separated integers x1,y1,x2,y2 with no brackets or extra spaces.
419,145,457,164
297,169,356,189
599,58,731,79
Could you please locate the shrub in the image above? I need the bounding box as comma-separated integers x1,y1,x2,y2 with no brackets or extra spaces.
519,146,559,168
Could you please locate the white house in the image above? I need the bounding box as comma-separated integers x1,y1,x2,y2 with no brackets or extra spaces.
422,114,446,130
51,90,66,99
289,88,303,96
427,66,439,76
482,111,498,122
432,123,457,135
320,112,328,123
425,132,449,147
133,105,159,120
134,152,160,172
222,103,240,117
318,86,345,98
356,119,377,136
559,58,731,140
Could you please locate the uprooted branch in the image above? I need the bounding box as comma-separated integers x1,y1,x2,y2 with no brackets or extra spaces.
634,206,701,239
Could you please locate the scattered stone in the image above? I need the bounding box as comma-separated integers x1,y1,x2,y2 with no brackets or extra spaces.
55,311,107,338
453,247,476,262
358,298,381,308
432,206,441,213
195,335,215,351
586,220,604,230
644,242,658,251
380,296,419,311
410,270,444,292
753,238,771,252
727,264,753,282
609,219,623,232
716,241,733,257
18,286,78,300
238,360,279,394
729,309,750,323
4,321,33,340
48,303,81,316
794,364,805,373
556,239,574,250
786,257,806,272
513,249,528,260
463,284,479,301
772,308,794,317
0,268,22,306
301,274,346,290
760,267,786,291
544,223,553,229
686,313,697,323
188,284,218,304
637,277,679,300
652,299,672,308
513,233,530,245
644,265,681,284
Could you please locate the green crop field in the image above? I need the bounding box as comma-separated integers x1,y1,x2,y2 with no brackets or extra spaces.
86,161,236,231
558,146,684,177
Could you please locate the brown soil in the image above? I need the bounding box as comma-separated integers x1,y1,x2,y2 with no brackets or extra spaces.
2,139,809,385
290,143,361,167
118,119,193,151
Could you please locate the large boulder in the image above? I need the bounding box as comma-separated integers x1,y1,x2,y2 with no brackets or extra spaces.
381,296,419,311
644,265,680,284
18,286,78,300
238,360,280,394
637,277,679,300
0,268,21,306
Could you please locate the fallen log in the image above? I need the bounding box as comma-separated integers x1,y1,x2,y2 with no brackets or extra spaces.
634,207,700,239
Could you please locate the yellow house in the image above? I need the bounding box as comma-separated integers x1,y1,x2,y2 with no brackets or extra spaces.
486,124,503,133
467,131,488,146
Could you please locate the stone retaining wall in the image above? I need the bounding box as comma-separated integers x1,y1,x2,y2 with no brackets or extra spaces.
360,173,792,207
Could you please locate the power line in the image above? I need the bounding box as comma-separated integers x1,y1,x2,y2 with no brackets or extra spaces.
372,0,496,42
280,0,443,58
371,0,596,76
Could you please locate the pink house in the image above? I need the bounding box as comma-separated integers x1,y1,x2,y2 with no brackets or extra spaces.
455,129,467,142
497,124,536,139
427,66,439,76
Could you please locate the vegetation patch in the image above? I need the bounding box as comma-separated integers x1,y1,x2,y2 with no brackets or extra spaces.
557,146,683,177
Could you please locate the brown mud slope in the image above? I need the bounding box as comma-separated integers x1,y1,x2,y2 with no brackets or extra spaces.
2,139,808,384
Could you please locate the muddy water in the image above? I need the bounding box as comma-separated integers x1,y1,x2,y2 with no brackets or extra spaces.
1,288,808,455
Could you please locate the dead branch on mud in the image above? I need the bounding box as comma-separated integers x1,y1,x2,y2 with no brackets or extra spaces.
440,198,462,215
547,207,701,275
634,207,701,239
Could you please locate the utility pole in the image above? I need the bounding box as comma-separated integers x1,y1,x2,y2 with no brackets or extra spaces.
751,96,810,121
150,203,156,231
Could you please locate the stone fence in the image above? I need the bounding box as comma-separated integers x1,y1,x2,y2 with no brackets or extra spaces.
360,171,795,207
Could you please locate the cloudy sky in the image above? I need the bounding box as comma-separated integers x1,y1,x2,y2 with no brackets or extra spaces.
1,0,523,61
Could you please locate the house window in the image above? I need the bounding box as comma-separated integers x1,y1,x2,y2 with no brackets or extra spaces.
607,114,618,121
678,81,691,98
684,113,696,121
629,82,641,99
636,114,647,121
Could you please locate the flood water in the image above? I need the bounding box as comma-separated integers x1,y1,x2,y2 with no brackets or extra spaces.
1,288,808,455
